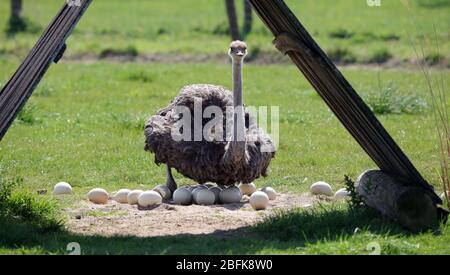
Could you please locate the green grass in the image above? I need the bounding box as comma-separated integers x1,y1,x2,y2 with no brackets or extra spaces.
0,60,449,254
1,61,449,194
0,0,448,63
0,0,449,255
0,202,448,255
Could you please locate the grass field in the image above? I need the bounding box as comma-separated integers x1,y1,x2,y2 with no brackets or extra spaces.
0,0,449,254
0,0,448,64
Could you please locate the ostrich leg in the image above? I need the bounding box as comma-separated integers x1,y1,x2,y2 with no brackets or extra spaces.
165,165,177,193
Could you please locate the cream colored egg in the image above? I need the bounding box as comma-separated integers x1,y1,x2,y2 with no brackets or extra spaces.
53,182,72,195
219,186,242,204
260,187,277,200
127,189,144,205
111,189,130,203
209,186,222,204
334,188,350,200
196,189,216,205
239,183,257,196
153,185,171,200
138,190,162,207
173,188,192,205
87,188,109,204
310,181,333,196
250,191,269,210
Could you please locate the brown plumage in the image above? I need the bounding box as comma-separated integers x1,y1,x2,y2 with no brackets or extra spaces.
144,41,275,191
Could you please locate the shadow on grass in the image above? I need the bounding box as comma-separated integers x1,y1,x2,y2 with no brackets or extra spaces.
0,204,419,255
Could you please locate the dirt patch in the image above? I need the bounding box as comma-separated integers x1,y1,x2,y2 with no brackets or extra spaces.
65,193,316,238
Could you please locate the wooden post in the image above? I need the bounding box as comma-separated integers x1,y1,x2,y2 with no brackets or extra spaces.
8,0,26,33
225,0,241,41
247,0,442,206
242,0,253,37
11,0,22,19
356,170,439,231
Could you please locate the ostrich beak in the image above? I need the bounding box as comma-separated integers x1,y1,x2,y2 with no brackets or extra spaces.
236,51,245,57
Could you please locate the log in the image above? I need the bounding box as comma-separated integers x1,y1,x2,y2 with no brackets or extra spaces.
356,170,439,231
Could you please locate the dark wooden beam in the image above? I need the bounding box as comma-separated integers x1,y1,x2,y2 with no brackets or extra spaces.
0,0,92,141
248,0,441,204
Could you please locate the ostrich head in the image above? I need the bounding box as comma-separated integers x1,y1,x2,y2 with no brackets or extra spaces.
228,40,247,60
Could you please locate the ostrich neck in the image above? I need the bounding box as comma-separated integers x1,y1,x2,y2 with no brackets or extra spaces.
232,58,243,108
223,57,246,166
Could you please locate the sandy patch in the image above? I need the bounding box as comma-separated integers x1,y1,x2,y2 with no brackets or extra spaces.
65,193,316,238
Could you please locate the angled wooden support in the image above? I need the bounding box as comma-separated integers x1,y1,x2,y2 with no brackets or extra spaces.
248,0,442,209
0,0,92,141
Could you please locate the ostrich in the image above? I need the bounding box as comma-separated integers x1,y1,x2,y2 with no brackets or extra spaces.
144,41,275,192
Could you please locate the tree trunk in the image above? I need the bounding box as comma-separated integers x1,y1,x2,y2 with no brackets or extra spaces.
11,0,22,19
8,0,26,34
225,0,241,41
356,169,439,231
242,0,252,38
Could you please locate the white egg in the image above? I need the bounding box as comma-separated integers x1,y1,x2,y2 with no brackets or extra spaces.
239,183,257,196
153,185,171,200
53,182,72,195
219,186,242,204
310,181,333,196
173,188,193,205
334,188,351,200
250,191,269,210
111,189,130,203
138,190,162,207
260,187,277,200
127,189,144,205
209,186,222,204
192,186,208,204
196,189,216,205
87,188,109,204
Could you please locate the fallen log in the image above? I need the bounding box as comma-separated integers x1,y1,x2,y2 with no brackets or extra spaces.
356,170,440,231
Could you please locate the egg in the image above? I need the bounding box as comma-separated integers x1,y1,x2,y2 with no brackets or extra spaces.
138,190,162,207
173,188,193,205
219,186,242,204
310,181,333,196
153,185,171,200
260,187,277,200
87,188,109,204
53,182,72,195
127,189,144,205
195,189,216,205
249,191,269,210
111,189,130,203
192,186,208,204
239,183,257,196
209,186,222,204
334,188,351,200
